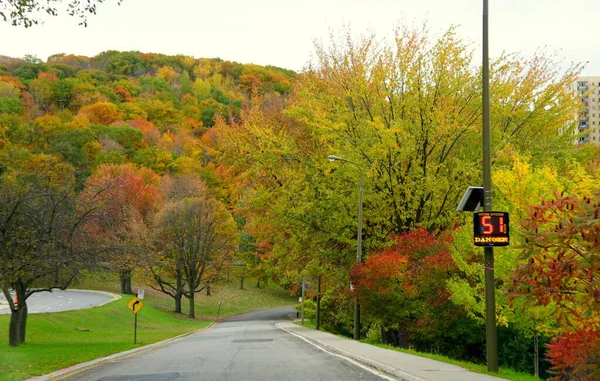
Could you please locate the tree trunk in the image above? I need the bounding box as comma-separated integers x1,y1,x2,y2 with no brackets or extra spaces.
256,279,260,288
206,285,211,296
120,268,133,294
188,292,195,318
534,327,539,378
9,299,27,347
240,267,245,290
174,263,184,313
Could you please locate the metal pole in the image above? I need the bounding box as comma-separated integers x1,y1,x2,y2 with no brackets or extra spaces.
134,312,138,344
354,167,363,340
327,155,364,340
301,281,305,324
482,0,498,372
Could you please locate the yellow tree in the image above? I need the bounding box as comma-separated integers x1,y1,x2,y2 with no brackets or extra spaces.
154,194,238,318
291,25,580,238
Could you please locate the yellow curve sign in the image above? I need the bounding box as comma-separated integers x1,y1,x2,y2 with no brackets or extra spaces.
127,296,144,314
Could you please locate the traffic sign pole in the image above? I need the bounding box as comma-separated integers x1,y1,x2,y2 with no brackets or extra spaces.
127,296,144,344
134,312,137,344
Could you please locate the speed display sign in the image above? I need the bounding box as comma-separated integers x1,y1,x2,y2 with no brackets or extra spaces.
473,212,510,247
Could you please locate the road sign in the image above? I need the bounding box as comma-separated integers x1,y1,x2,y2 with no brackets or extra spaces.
127,296,144,314
473,212,510,247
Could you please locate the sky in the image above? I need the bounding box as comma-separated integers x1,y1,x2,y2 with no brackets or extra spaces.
1,0,600,75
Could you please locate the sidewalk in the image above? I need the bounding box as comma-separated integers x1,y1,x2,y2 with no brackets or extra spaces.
278,321,508,381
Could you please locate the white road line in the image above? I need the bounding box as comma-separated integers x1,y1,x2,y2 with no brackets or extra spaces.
277,323,398,381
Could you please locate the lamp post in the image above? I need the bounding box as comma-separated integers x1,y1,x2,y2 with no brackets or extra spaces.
328,155,363,340
482,0,498,372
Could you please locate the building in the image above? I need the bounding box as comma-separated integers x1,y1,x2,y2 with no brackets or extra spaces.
567,77,600,145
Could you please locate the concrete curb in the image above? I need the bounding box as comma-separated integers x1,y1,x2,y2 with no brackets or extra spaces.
27,322,216,381
277,322,426,381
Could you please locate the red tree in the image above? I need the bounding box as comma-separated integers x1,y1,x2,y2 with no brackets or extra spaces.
80,163,162,293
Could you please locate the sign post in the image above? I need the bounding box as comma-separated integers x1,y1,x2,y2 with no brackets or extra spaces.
127,296,144,344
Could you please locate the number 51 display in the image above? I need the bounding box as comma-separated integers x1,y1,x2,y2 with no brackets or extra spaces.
473,212,510,247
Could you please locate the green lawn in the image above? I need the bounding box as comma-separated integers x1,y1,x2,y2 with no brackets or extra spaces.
0,296,210,381
0,277,296,381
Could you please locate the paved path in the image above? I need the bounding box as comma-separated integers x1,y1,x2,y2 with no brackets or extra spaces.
0,289,120,314
278,321,509,381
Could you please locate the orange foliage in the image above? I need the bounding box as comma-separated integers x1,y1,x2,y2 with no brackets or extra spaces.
78,102,122,125
37,72,58,81
114,85,132,102
546,329,600,380
128,117,161,145
240,74,262,94
0,76,26,91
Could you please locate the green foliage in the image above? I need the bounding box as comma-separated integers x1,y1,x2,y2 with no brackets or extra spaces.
133,147,174,174
0,98,24,115
99,51,145,76
47,127,95,175
91,124,145,157
0,114,28,145
94,150,126,166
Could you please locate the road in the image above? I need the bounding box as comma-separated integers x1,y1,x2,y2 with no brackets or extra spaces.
62,307,388,381
0,289,118,314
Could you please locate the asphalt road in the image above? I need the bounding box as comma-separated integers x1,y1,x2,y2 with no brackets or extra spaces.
0,289,118,314
62,306,388,381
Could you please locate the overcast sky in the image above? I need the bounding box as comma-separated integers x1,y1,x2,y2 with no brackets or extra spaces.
1,0,599,75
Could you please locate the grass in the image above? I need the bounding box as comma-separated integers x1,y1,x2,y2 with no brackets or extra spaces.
0,274,296,381
295,320,542,381
75,270,297,319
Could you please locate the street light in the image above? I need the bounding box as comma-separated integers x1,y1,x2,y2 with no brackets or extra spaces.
327,154,363,340
482,0,498,372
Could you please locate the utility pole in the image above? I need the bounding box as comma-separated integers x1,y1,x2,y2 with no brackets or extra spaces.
482,0,498,372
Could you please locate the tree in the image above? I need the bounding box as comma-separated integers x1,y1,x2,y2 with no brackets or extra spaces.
0,0,123,27
352,228,478,355
154,193,238,318
78,102,122,125
79,163,161,294
0,151,100,346
290,25,580,237
149,174,208,313
512,190,600,328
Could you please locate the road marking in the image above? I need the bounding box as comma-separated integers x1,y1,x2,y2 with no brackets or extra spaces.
277,323,398,381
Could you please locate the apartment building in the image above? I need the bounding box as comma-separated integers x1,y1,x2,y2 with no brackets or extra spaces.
567,76,600,145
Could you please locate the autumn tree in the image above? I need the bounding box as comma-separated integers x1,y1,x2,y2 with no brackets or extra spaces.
508,185,600,378
290,25,580,238
79,163,161,294
78,101,122,125
154,192,238,318
149,174,208,313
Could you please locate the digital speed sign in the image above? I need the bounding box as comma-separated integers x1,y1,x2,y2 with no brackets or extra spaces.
473,212,510,247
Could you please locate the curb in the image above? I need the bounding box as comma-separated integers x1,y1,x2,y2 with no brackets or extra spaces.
277,322,426,381
28,322,216,381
